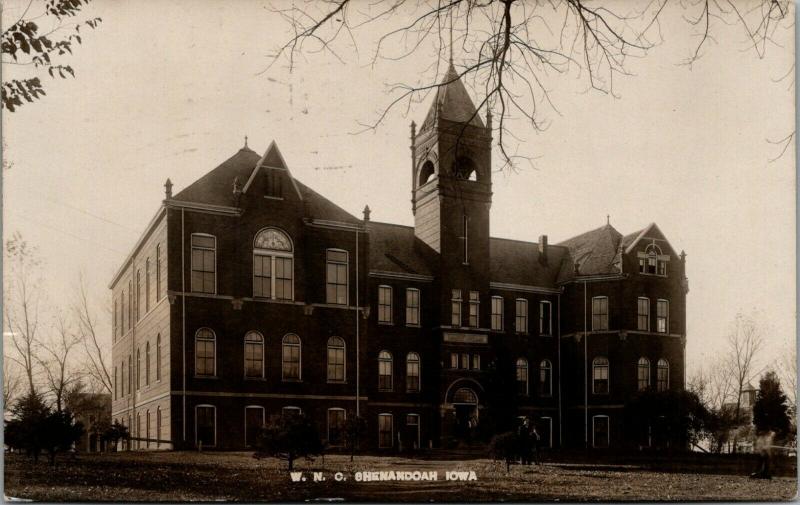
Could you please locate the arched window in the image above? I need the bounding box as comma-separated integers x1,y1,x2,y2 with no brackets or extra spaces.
156,407,162,449
195,328,216,377
639,244,668,276
657,359,669,391
539,359,552,397
145,258,151,313
282,334,301,381
406,352,420,392
136,412,141,449
156,243,163,300
136,348,141,390
516,357,529,396
113,366,118,400
378,351,393,391
145,341,150,386
326,336,345,383
419,160,435,186
136,269,141,321
452,156,477,181
452,388,477,404
121,361,125,397
244,332,264,378
146,410,151,448
128,354,132,392
253,228,294,300
593,357,609,394
156,334,161,381
637,357,650,391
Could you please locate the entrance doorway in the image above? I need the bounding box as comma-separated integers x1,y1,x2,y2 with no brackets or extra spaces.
452,388,479,443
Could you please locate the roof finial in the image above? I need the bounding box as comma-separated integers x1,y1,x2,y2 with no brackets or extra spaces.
244,135,248,148
606,214,610,226
164,178,173,199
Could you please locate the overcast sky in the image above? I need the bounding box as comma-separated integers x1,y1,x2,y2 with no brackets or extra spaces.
2,0,795,377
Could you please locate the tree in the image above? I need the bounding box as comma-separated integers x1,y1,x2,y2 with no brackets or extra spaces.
36,316,82,412
266,0,793,168
3,360,22,412
1,0,102,112
5,390,49,462
488,431,518,473
624,389,709,451
4,233,43,396
253,413,324,471
73,276,112,395
725,312,765,452
39,408,84,465
752,370,791,442
342,415,367,462
101,419,129,451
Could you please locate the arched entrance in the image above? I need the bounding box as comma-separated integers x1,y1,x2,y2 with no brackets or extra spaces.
451,387,479,442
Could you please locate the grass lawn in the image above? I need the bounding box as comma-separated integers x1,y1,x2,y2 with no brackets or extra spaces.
4,451,797,502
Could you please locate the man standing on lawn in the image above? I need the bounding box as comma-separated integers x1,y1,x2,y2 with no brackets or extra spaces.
518,418,532,465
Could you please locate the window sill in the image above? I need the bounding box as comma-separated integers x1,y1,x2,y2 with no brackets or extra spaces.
405,324,421,328
378,321,393,326
377,389,393,393
282,379,302,383
244,377,267,381
327,380,347,385
195,375,218,379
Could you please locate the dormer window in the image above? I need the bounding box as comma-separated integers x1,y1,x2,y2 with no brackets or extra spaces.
638,244,668,276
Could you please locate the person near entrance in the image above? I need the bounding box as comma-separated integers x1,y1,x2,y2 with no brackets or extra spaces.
518,417,532,465
531,424,542,466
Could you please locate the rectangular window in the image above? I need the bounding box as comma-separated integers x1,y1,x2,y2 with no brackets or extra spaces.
468,291,479,328
451,289,462,327
491,296,503,331
450,353,459,369
407,414,421,450
460,353,469,370
406,357,420,393
593,416,610,448
378,285,392,324
327,409,346,446
274,256,293,300
327,341,345,383
656,299,669,333
592,296,609,331
190,234,216,294
515,298,528,333
471,354,480,370
406,288,420,326
196,406,216,447
658,260,667,276
253,254,272,298
326,250,348,305
637,297,650,331
378,414,393,448
196,339,215,377
539,300,552,335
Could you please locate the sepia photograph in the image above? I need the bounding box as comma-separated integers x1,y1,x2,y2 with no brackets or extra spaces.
1,0,796,501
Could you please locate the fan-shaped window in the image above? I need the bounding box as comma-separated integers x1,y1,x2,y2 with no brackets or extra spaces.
406,352,420,392
452,156,477,181
253,228,293,300
516,358,529,396
282,334,301,381
195,328,216,377
452,387,477,404
244,331,264,378
637,357,650,391
378,350,393,391
593,357,609,394
639,243,668,276
327,336,345,383
657,359,669,391
419,160,435,186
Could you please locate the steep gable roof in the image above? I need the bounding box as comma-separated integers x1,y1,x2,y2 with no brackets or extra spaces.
420,63,485,132
172,147,261,206
171,143,360,223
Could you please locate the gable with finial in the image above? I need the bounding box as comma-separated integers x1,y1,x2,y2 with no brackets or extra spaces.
242,140,304,202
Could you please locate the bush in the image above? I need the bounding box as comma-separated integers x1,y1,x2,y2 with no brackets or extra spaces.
489,431,519,472
253,412,323,471
4,392,84,464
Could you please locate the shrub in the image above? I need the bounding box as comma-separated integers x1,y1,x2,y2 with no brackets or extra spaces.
253,412,323,471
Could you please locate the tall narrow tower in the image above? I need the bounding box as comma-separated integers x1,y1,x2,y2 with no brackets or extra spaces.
411,63,493,317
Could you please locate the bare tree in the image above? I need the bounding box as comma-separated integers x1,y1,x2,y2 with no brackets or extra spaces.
3,360,22,410
4,232,43,396
265,0,792,168
775,340,796,410
688,358,736,411
73,275,112,395
35,315,82,412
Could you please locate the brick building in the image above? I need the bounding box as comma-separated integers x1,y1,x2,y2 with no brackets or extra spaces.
109,65,689,451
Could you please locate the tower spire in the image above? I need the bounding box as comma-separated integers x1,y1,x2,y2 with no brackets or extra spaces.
448,15,454,65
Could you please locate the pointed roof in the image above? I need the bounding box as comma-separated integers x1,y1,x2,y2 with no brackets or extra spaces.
172,146,260,205
557,224,624,276
419,63,485,132
242,140,303,201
